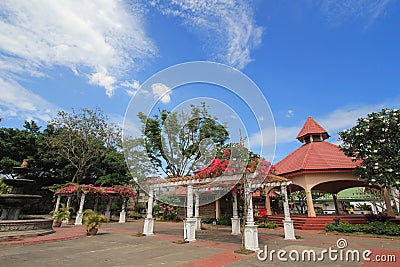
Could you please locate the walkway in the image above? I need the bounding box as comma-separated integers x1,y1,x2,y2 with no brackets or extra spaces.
1,220,399,266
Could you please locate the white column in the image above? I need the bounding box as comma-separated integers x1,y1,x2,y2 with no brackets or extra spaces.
93,195,99,213
105,197,112,220
75,193,86,225
244,185,259,251
281,185,296,240
194,192,201,230
143,189,155,235
231,190,240,235
119,198,126,223
64,195,72,223
184,185,196,242
54,195,61,213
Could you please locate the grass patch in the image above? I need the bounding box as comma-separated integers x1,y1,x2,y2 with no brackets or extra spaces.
323,230,400,240
295,235,303,239
234,248,255,255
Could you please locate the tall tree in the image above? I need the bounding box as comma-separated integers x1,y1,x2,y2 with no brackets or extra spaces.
138,103,229,177
339,108,399,216
339,108,400,187
44,108,120,184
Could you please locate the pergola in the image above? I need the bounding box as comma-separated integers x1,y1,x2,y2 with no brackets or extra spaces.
53,184,135,224
142,173,296,251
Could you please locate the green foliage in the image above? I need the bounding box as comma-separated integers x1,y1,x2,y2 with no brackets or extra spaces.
256,220,278,229
339,108,400,187
154,193,180,221
45,108,121,184
50,204,74,223
365,212,390,222
216,214,232,226
82,209,108,231
127,211,142,220
0,179,12,194
138,102,229,177
326,221,400,236
201,217,215,224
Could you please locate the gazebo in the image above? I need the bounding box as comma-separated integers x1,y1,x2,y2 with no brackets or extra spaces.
269,117,389,229
141,173,295,251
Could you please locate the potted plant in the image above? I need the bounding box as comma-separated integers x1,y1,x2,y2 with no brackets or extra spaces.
50,204,73,227
82,209,108,235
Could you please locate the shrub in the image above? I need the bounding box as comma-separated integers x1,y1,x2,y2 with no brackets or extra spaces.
201,217,215,224
257,220,278,229
217,214,232,226
365,213,391,223
326,221,400,236
325,222,357,233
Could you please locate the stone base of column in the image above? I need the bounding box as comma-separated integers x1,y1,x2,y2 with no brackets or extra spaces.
244,224,259,251
105,211,111,221
143,218,155,235
119,211,126,223
195,217,202,230
184,218,197,242
74,212,83,225
283,219,296,240
231,217,241,235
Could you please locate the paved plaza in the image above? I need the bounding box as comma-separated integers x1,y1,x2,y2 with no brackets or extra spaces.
1,220,399,267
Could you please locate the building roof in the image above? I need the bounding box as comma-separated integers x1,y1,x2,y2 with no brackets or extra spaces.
296,116,330,142
276,117,360,176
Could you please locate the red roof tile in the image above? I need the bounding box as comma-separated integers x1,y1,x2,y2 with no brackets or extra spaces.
275,141,360,176
296,117,329,140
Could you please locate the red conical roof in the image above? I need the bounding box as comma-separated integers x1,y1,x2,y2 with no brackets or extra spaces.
296,117,329,142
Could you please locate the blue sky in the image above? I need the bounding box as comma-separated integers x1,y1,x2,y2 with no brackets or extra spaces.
0,0,399,163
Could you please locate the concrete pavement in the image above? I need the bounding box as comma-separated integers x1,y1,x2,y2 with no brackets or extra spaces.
1,220,399,266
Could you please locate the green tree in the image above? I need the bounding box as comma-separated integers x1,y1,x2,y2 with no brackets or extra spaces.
138,103,229,177
44,108,120,184
339,109,400,187
339,108,399,216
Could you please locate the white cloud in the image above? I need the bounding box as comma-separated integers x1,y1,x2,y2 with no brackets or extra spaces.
0,0,156,96
0,78,58,122
121,80,141,97
150,0,262,69
285,109,294,118
151,83,172,104
318,0,392,26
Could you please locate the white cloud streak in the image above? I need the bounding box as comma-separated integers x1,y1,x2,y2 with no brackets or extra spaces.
149,0,263,69
318,0,392,26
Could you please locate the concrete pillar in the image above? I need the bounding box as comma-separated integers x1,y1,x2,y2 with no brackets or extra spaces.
105,198,112,220
215,198,220,220
383,187,395,217
281,185,296,240
265,190,272,216
119,198,126,223
244,185,258,251
54,195,61,213
75,193,86,225
93,195,99,213
332,194,340,215
64,195,72,224
184,185,196,242
231,190,240,235
194,192,201,230
143,189,155,235
305,189,316,217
